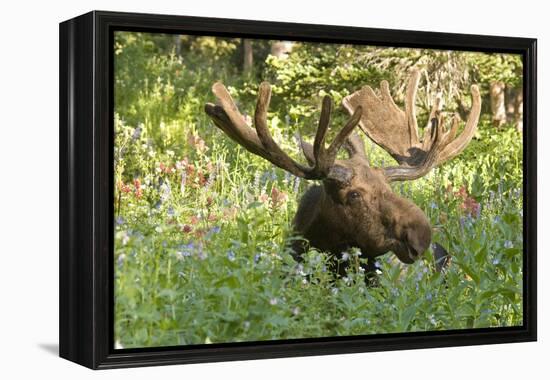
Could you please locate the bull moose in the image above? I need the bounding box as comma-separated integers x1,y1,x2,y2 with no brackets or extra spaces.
205,69,481,276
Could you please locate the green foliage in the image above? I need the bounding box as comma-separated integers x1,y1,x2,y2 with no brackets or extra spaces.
113,32,523,348
467,53,523,87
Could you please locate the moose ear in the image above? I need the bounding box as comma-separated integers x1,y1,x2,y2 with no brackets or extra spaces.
299,137,315,166
326,164,353,185
343,132,367,160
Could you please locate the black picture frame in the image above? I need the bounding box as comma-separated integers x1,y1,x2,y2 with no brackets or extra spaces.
59,10,537,369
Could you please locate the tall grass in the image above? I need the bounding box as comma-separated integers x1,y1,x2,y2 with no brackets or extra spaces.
113,32,523,348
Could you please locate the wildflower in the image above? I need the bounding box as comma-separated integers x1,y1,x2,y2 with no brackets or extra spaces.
295,264,306,276
457,186,468,198
187,132,209,154
243,321,251,330
331,287,339,295
270,186,288,208
182,224,193,233
293,177,301,193
119,181,132,194
492,258,500,265
426,292,433,301
210,226,221,234
283,171,291,186
167,207,175,217
196,169,207,187
253,253,261,264
133,179,143,198
131,126,142,140
176,243,194,259
341,251,350,261
159,162,173,174
504,240,513,248
180,172,187,194
115,216,125,225
197,245,207,260
429,314,437,325
194,229,206,239
175,158,187,171
204,173,216,189
227,251,236,261
460,196,480,217
292,307,300,316
185,162,195,176
374,261,381,269
160,181,171,203
253,171,261,191
120,231,130,245
269,298,278,306
117,253,126,266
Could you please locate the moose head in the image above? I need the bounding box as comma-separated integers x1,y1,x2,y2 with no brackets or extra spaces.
205,69,481,273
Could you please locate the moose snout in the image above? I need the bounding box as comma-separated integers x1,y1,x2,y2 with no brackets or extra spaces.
404,221,432,262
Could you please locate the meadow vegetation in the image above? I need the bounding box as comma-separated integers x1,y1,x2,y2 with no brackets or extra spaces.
114,32,523,347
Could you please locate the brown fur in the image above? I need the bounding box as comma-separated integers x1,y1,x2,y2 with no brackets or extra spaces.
291,143,432,273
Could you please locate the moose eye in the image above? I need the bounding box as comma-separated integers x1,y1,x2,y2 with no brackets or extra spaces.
347,190,361,201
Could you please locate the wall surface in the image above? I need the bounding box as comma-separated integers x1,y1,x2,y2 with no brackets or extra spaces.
0,0,546,378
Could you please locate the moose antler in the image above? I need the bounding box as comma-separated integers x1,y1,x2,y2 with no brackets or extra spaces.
342,69,481,181
205,82,363,180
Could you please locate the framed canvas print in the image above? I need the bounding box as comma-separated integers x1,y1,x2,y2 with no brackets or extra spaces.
59,11,537,369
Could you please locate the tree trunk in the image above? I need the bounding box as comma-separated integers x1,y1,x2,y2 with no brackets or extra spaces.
271,41,293,59
513,87,523,132
490,81,506,128
242,39,253,73
505,86,523,132
173,35,181,56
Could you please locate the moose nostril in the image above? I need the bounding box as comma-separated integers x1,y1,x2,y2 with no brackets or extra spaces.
405,224,431,259
408,244,419,258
